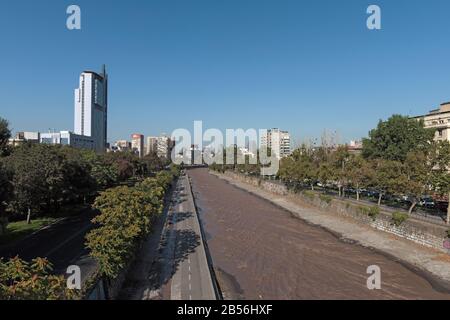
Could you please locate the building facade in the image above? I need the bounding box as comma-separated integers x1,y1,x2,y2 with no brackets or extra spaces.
74,65,108,153
146,136,158,155
40,131,94,149
157,135,172,159
413,102,450,142
8,132,40,147
260,128,291,159
131,134,144,157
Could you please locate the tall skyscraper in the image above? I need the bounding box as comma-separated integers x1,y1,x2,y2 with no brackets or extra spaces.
74,65,108,153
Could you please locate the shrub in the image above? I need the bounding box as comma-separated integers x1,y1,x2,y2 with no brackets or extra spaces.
446,230,450,238
391,211,409,226
319,194,332,204
86,170,177,279
0,257,78,300
358,206,369,215
368,206,380,221
302,190,315,200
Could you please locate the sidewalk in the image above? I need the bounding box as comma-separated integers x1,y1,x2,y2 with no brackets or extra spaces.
212,172,450,286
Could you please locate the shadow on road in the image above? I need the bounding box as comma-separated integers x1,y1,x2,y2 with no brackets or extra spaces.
124,227,200,300
173,211,194,223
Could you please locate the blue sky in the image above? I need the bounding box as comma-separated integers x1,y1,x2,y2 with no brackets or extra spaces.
1,0,450,145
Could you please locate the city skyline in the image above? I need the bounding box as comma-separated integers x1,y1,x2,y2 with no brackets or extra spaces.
2,1,450,143
1,0,450,304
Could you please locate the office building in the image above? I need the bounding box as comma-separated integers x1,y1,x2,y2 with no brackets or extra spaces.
74,65,108,153
8,132,40,147
40,131,94,149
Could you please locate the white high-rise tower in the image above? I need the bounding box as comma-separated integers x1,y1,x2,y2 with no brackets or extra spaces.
74,65,108,153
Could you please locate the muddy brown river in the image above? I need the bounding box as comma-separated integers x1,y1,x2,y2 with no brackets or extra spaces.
188,168,450,300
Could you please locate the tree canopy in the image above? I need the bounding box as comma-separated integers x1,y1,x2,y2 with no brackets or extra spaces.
362,115,434,162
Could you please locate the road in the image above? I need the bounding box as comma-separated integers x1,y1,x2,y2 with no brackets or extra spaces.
127,173,216,300
188,168,450,300
169,174,216,300
0,209,97,283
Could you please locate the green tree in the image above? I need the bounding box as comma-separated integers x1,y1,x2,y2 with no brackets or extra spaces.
60,147,96,204
330,146,351,197
0,161,12,235
0,256,77,300
428,141,450,223
401,150,434,214
86,184,165,278
90,157,119,189
362,115,434,162
0,117,11,157
371,159,403,206
347,155,374,201
7,145,53,222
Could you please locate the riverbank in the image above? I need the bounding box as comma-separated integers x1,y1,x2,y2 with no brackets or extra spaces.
210,170,450,286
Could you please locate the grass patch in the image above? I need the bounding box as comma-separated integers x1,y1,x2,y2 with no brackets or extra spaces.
391,211,409,227
0,218,57,245
358,206,369,215
357,206,380,221
319,194,332,205
302,190,315,200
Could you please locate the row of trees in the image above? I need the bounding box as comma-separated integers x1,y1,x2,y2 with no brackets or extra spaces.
279,115,450,217
278,142,450,214
85,166,180,282
0,117,171,234
210,115,450,220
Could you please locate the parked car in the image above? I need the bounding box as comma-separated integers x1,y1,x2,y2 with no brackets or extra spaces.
419,197,435,208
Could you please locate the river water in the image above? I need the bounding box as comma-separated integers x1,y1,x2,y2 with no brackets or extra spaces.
188,168,450,300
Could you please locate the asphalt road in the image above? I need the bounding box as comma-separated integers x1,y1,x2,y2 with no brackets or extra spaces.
169,174,216,300
0,209,97,282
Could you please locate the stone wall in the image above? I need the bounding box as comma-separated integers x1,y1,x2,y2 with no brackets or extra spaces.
223,171,288,195
218,171,449,253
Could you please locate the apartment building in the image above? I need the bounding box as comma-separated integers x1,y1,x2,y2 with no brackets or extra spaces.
131,134,145,157
260,128,291,159
146,136,158,155
413,102,450,142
